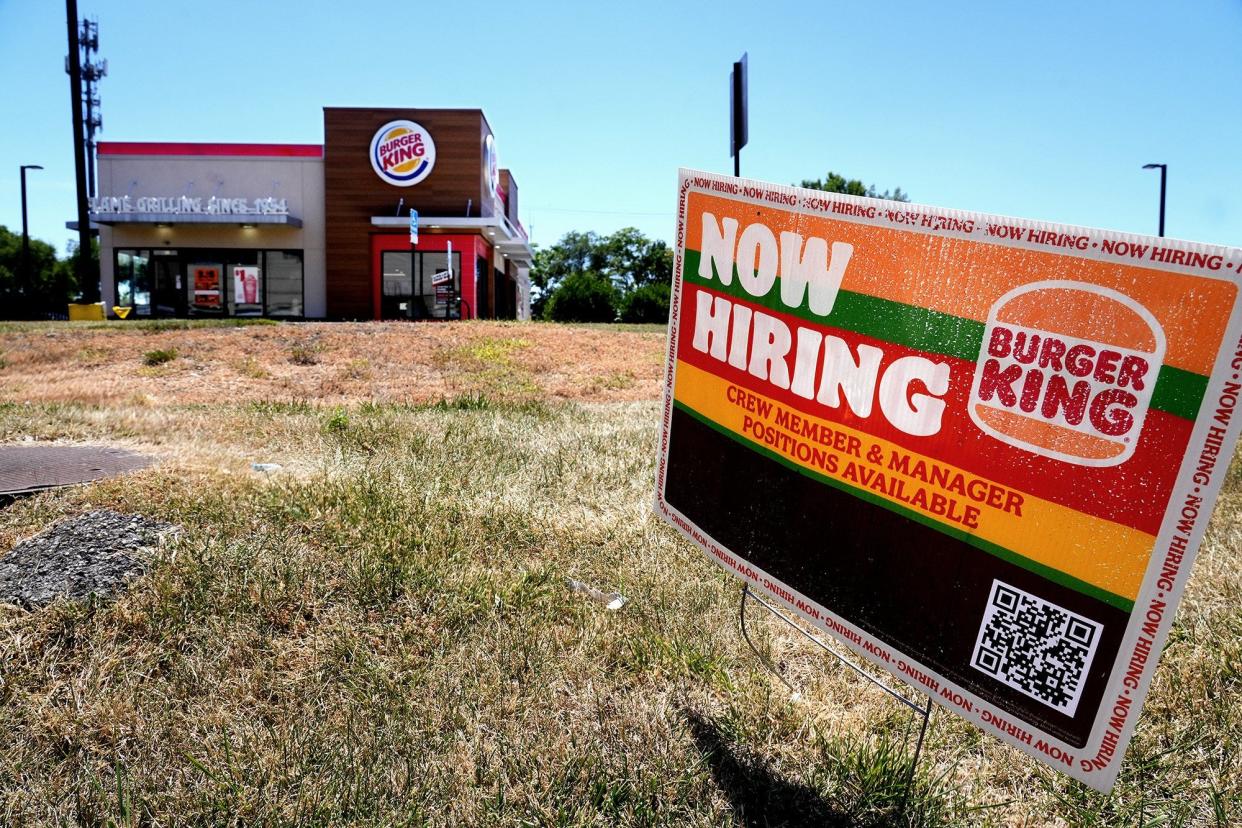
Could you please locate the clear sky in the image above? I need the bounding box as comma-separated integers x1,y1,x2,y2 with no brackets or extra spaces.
1,0,1240,255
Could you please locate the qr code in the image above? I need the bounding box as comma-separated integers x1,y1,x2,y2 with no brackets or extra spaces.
970,580,1102,715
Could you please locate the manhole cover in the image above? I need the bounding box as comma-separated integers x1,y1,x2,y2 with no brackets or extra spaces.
0,445,152,496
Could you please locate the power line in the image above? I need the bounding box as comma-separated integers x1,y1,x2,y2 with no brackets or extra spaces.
524,205,672,217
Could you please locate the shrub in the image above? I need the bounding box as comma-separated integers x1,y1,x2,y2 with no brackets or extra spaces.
325,408,349,432
142,347,178,366
542,272,617,323
289,342,321,365
618,282,671,324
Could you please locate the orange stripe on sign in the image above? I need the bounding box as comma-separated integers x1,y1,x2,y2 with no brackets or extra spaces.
672,359,1155,601
683,191,1236,377
974,406,1127,461
995,288,1159,352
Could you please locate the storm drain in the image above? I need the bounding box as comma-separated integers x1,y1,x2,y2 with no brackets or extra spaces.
0,445,152,496
0,510,177,609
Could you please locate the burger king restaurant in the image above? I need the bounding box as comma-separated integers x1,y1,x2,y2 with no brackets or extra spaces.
86,107,532,320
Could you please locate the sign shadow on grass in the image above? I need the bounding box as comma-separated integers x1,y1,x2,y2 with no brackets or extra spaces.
683,707,855,828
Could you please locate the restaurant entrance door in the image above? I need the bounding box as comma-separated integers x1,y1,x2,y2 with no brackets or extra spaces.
151,255,186,317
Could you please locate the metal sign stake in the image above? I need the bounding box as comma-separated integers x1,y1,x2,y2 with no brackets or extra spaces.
738,582,934,801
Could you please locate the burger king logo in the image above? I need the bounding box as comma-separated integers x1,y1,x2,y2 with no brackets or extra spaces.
370,120,436,187
484,133,500,199
968,281,1165,467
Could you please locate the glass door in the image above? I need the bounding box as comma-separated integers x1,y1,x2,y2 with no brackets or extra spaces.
381,251,419,319
151,254,184,317
419,250,461,319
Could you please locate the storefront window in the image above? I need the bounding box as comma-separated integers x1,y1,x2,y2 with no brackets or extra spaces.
219,251,260,317
188,262,225,314
475,257,490,319
381,251,416,318
115,250,152,316
264,251,303,317
417,251,460,319
231,264,263,317
379,250,461,319
115,247,303,319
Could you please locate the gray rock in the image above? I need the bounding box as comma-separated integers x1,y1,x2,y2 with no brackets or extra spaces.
0,510,177,609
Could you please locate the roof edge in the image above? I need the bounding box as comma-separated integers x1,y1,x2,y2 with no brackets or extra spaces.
97,142,323,158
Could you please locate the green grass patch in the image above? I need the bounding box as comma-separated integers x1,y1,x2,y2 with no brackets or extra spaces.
436,336,541,400
142,347,178,366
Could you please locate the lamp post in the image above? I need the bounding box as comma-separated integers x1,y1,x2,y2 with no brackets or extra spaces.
20,164,44,317
1142,163,1167,237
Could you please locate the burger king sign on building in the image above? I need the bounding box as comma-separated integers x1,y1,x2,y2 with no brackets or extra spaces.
370,120,436,187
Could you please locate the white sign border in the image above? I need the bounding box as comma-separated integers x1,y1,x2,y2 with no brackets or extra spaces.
654,168,1242,792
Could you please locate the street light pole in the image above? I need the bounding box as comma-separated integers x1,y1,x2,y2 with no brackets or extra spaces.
20,164,44,318
1142,163,1167,237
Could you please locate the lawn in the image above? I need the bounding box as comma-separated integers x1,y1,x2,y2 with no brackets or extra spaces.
0,321,1237,826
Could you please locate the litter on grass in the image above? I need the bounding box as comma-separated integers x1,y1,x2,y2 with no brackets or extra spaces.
566,577,627,610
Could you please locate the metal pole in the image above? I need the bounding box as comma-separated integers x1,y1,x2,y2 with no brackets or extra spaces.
1157,166,1167,238
66,0,95,301
20,167,30,314
730,54,747,178
19,165,43,318
83,23,95,199
86,129,96,200
1142,163,1167,238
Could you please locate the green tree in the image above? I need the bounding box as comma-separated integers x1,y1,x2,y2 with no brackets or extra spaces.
800,172,909,202
617,281,670,324
596,227,673,291
531,227,673,320
0,224,69,319
542,271,618,322
530,231,606,317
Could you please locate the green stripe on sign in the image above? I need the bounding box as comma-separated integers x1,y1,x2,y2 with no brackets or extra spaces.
684,249,984,361
681,248,1206,421
1151,365,1209,422
673,400,1136,614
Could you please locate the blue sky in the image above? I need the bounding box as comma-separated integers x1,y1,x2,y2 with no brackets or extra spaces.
1,0,1240,255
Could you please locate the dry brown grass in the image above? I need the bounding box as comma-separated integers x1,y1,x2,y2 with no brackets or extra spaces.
0,321,666,408
0,321,1237,826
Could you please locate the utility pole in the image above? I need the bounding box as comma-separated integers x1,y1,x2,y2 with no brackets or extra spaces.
79,17,107,198
65,0,97,301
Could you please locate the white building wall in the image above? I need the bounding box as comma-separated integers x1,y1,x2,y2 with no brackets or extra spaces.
95,152,326,317
516,265,531,321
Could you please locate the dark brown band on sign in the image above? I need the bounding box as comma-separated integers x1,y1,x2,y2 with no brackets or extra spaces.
664,406,1129,748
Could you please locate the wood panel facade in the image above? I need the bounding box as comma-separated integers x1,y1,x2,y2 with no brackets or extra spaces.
500,169,520,229
323,108,494,319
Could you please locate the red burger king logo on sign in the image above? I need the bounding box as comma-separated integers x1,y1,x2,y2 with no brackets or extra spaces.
969,281,1166,467
370,120,436,187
